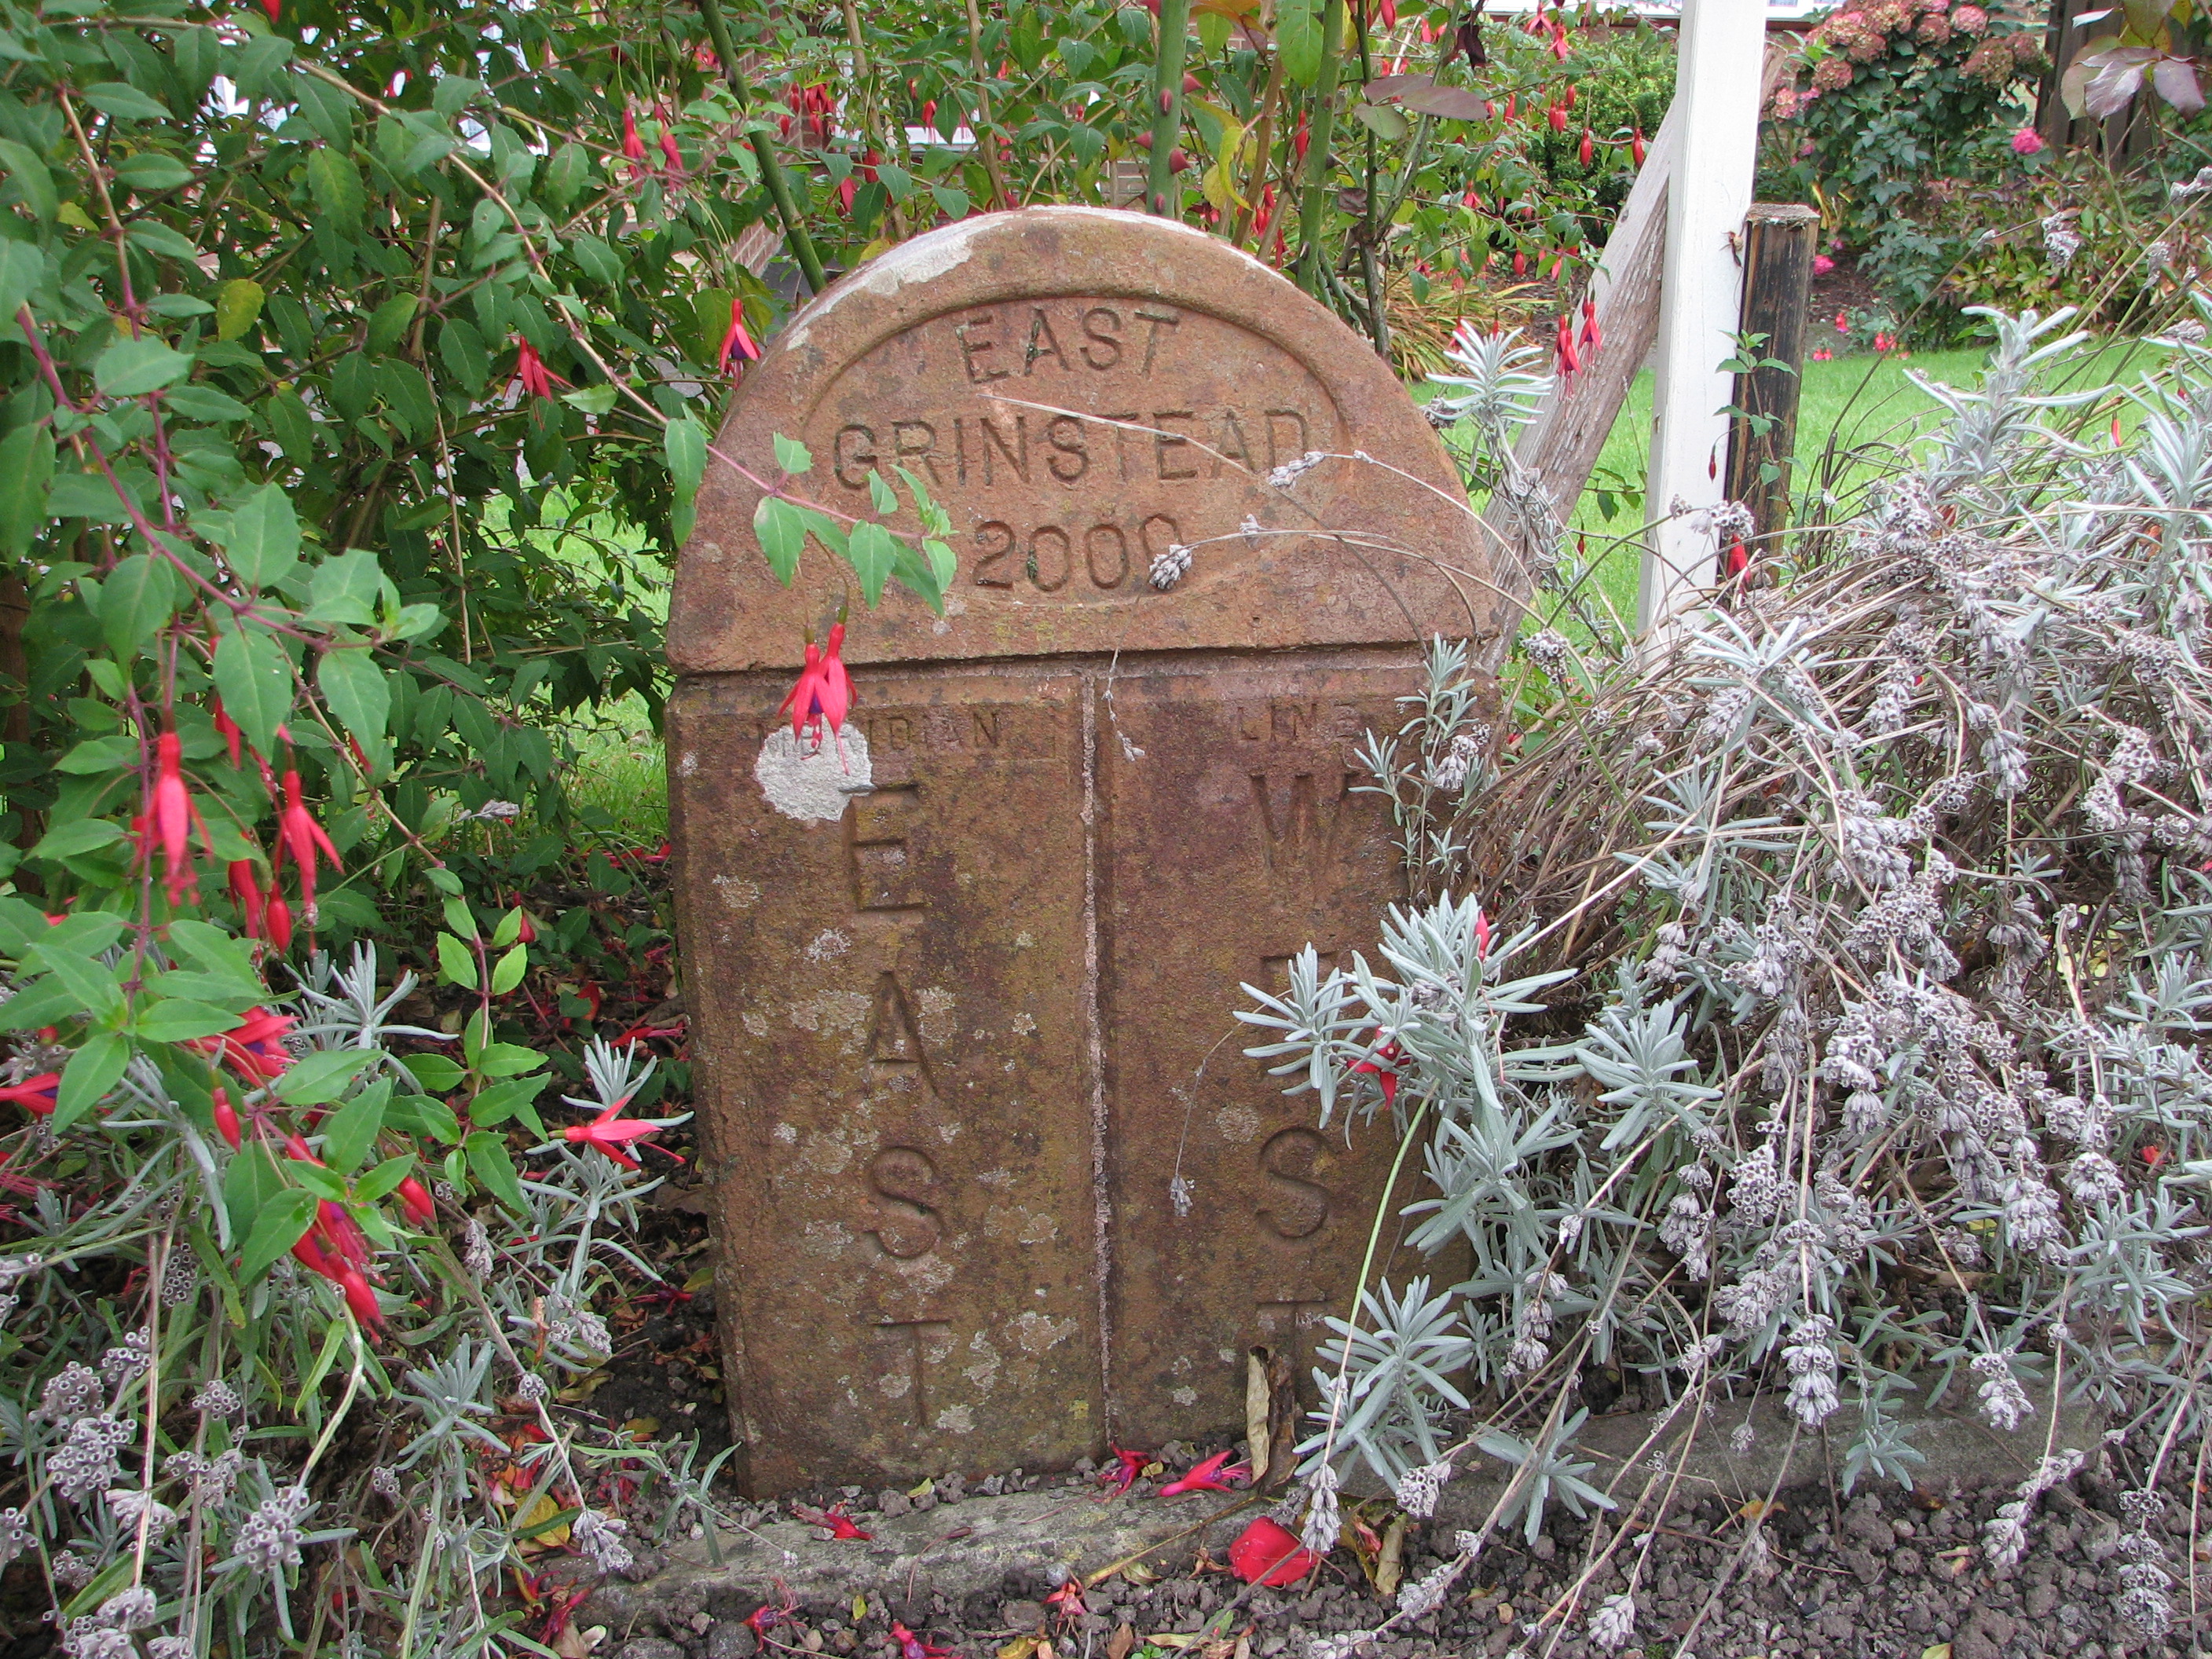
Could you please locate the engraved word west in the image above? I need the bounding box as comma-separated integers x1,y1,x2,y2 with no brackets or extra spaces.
668,209,1491,1490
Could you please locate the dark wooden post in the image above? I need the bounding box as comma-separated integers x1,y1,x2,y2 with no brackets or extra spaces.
1723,202,1820,540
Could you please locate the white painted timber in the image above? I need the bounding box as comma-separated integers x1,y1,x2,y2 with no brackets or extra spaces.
1638,0,1769,647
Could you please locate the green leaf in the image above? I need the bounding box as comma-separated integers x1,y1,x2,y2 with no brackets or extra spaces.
114,152,195,192
84,81,170,120
930,183,971,218
95,337,192,397
491,908,525,950
666,415,706,499
489,942,528,995
774,434,813,474
318,646,390,767
54,734,141,776
0,240,43,329
365,292,418,355
441,896,478,940
1277,0,1322,84
570,233,621,287
53,1032,131,1133
163,386,251,423
435,932,478,990
306,546,380,623
306,148,365,231
134,999,245,1042
471,1042,544,1080
31,818,126,862
225,482,302,588
437,317,489,390
545,141,588,207
0,425,53,556
273,1048,373,1106
561,382,618,416
389,1092,461,1143
867,470,899,516
356,1153,416,1203
400,1053,466,1093
846,521,900,606
294,71,355,149
0,139,57,223
753,495,808,584
212,628,293,753
469,1071,549,1132
1353,102,1410,141
239,1188,317,1284
225,1144,285,1239
100,553,177,657
464,1130,529,1212
320,1084,387,1174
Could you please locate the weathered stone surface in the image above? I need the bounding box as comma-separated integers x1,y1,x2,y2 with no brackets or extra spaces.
668,207,1489,1492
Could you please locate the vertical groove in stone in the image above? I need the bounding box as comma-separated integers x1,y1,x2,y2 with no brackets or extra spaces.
1082,665,1114,1442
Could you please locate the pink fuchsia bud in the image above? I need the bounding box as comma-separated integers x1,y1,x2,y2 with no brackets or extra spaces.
152,730,199,903
2010,126,2045,156
266,889,294,951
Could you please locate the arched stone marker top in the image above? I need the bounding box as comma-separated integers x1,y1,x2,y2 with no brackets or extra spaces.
668,207,1492,674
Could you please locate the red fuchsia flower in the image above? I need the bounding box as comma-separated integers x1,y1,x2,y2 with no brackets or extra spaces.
1632,125,1646,167
1229,1517,1320,1586
256,0,280,20
1474,906,1492,960
397,1174,436,1226
1043,1580,1087,1628
514,338,563,399
921,97,938,130
193,1007,298,1085
1513,249,1529,278
1379,0,1397,24
1158,1449,1248,1497
1873,331,1896,353
837,175,856,216
1580,297,1601,351
1294,118,1310,161
719,298,760,379
228,859,266,940
796,1502,873,1540
1547,101,1567,133
1727,539,1751,577
2142,1144,2167,1167
1551,19,1571,57
277,767,342,914
563,1098,683,1170
0,1074,60,1117
658,126,685,178
1578,127,1593,167
890,1624,954,1659
211,1086,243,1151
1811,346,1834,361
213,698,244,767
265,890,294,951
1352,1031,1405,1107
778,622,855,752
1101,1445,1148,1495
621,106,648,177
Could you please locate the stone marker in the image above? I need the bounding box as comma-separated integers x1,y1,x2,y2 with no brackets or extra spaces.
668,207,1494,1494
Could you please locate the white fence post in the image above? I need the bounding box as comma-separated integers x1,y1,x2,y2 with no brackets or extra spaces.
1637,0,1769,648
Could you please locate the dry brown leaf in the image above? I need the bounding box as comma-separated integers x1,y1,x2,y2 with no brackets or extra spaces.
1738,1498,1786,1522
1123,1562,1159,1585
682,1265,716,1293
1108,1624,1136,1659
1375,1514,1407,1599
1245,1351,1273,1489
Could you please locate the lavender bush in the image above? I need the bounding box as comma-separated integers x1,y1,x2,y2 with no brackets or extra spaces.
1251,300,2212,1653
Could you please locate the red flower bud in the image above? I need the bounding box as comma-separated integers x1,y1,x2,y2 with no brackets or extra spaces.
397,1176,435,1226
1579,127,1593,167
266,890,294,951
212,1086,243,1151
